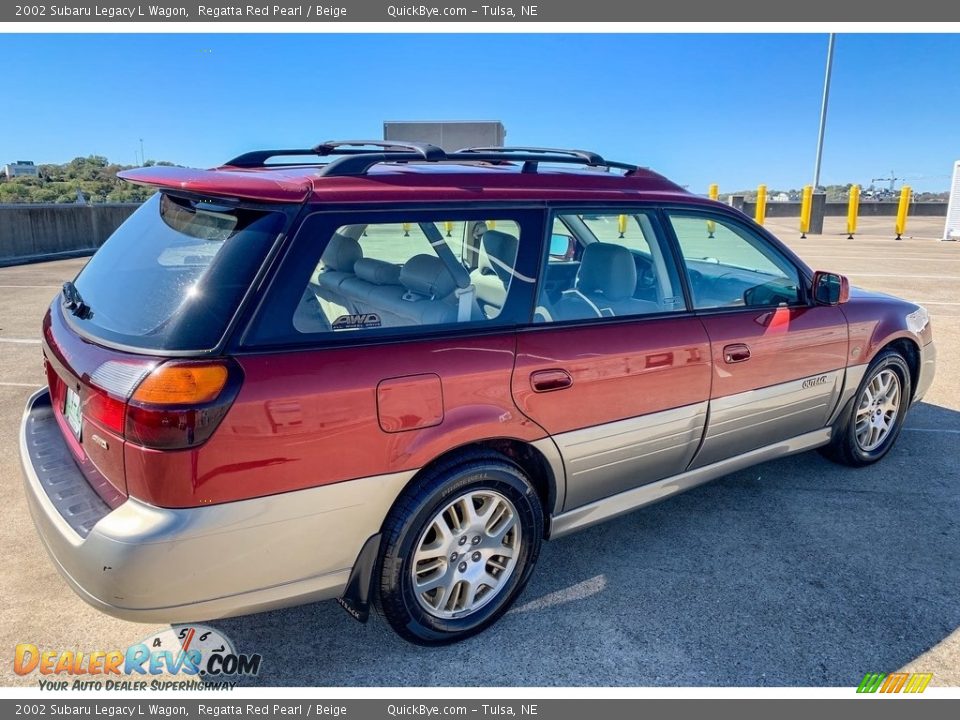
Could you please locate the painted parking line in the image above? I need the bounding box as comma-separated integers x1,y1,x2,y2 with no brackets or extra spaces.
0,338,41,345
904,428,960,435
801,254,960,260
0,284,61,288
0,382,41,388
845,273,960,280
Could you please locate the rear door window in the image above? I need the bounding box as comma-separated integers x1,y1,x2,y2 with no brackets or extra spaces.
535,210,686,323
245,209,543,346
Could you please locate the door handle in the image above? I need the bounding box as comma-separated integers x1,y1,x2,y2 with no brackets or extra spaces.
723,343,751,363
530,369,573,393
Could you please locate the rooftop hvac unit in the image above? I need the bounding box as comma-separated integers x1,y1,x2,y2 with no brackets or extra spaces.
383,121,506,153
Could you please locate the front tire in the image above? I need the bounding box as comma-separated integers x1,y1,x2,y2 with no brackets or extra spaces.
376,452,543,645
822,349,912,467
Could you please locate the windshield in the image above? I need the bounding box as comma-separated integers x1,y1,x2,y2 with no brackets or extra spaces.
70,193,283,351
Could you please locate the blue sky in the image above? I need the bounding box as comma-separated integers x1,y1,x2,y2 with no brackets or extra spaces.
2,33,958,192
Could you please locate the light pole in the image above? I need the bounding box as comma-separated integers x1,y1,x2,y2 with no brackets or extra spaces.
139,138,145,166
812,33,836,190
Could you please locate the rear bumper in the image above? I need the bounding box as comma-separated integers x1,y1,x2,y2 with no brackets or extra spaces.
20,388,413,623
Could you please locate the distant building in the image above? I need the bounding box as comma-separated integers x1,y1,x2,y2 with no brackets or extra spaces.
772,192,791,203
383,121,506,152
3,160,39,179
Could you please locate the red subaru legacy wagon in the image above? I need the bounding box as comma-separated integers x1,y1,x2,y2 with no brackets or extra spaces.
20,142,936,644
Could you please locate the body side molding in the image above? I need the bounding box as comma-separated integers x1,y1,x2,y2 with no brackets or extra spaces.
548,427,832,539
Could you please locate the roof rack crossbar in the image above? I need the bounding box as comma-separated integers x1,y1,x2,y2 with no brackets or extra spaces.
313,140,446,161
457,146,605,165
224,140,446,169
316,152,440,177
450,151,637,174
224,148,322,168
454,146,637,174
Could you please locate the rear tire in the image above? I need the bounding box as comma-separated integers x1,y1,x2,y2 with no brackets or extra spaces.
376,452,543,645
821,349,912,467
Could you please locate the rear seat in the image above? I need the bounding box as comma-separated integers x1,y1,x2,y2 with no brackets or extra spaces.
338,254,460,327
470,229,519,318
316,233,363,314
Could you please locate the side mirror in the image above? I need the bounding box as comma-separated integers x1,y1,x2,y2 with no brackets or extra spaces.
812,271,850,305
549,233,576,260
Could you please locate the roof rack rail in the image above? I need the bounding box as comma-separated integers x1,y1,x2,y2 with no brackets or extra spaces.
223,139,445,169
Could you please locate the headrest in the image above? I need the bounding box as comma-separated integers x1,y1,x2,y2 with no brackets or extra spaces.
354,258,401,286
478,230,519,284
577,243,637,301
322,233,362,272
400,254,457,299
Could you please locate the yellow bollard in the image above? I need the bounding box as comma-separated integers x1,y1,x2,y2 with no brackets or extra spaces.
707,184,718,237
800,185,813,238
402,222,411,237
444,221,454,237
846,185,860,239
618,214,627,239
895,186,911,240
754,184,767,226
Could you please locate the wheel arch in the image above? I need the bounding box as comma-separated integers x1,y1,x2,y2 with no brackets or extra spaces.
869,334,921,402
405,437,564,528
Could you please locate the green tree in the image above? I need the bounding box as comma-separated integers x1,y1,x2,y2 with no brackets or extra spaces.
0,155,175,204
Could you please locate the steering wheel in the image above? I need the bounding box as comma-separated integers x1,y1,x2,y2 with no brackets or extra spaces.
637,263,657,290
687,268,705,292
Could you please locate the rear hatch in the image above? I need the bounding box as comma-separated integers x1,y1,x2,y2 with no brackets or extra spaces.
42,192,285,503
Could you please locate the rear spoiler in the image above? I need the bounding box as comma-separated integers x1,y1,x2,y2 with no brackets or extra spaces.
117,166,312,204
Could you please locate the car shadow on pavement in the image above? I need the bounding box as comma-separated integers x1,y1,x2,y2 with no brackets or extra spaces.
213,401,960,687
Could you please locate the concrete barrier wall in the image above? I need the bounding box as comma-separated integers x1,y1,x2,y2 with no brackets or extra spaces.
741,201,948,218
0,199,951,266
0,204,139,265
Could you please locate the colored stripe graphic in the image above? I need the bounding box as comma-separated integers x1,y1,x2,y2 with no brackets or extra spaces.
857,672,932,694
880,673,909,693
904,674,933,693
857,673,886,693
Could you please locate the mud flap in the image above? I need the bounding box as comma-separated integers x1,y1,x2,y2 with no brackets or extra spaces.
337,533,381,623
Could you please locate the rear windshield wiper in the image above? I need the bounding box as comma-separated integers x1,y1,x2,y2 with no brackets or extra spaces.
62,281,91,319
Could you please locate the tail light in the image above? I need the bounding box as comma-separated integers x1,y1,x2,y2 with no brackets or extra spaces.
85,385,127,435
125,360,242,450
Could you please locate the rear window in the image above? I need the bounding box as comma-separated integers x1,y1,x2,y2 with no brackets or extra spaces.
70,193,283,351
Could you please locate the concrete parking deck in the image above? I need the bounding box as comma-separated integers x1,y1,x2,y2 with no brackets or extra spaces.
0,215,957,687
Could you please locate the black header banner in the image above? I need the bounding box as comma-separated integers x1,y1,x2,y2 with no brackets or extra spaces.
4,0,958,22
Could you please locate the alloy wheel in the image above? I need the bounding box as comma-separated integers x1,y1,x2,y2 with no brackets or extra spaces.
855,368,901,452
411,490,521,619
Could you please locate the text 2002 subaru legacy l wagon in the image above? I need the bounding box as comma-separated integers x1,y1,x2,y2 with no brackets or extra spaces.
20,142,936,644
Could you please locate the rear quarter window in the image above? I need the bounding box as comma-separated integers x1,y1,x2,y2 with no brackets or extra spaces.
69,193,284,351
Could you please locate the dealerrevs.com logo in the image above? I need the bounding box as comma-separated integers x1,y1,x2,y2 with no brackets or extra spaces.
14,625,261,691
